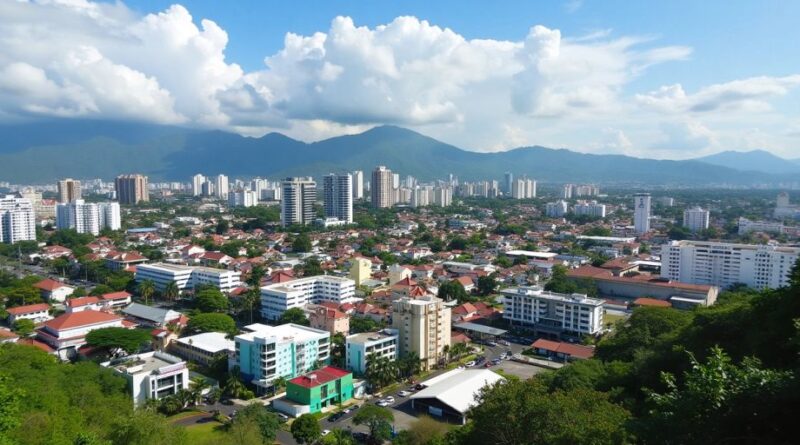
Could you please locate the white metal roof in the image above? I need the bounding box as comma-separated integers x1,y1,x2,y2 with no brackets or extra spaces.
410,369,505,414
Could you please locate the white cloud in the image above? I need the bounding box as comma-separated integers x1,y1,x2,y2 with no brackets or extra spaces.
0,1,797,159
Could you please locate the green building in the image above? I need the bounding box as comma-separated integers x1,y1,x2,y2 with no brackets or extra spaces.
285,366,354,413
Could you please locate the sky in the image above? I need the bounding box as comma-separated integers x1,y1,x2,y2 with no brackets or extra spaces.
1,0,799,159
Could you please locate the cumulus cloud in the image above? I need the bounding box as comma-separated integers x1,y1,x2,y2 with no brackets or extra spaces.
653,120,717,154
636,75,800,113
0,0,797,159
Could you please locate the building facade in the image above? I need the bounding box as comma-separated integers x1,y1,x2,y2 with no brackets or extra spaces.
661,240,800,289
633,193,651,234
371,166,394,208
57,178,82,203
391,296,451,370
233,323,330,392
0,195,36,244
545,200,568,218
260,275,358,321
115,174,149,204
135,263,241,292
501,286,605,336
683,207,710,232
56,200,121,235
323,173,353,224
351,170,364,200
103,352,189,407
345,329,399,375
281,177,317,227
283,367,354,415
228,190,259,208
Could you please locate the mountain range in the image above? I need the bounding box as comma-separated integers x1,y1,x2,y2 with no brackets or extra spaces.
0,120,795,185
696,149,800,175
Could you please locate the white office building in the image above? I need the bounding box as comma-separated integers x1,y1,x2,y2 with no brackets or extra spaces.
511,178,536,199
351,170,364,200
682,207,710,233
260,275,358,321
214,175,229,199
135,263,241,292
737,217,785,235
323,173,353,224
228,190,259,208
103,352,189,407
545,200,569,218
661,240,800,289
56,200,121,235
0,195,36,244
432,187,452,207
345,329,399,375
281,177,317,227
634,193,651,234
573,200,607,218
233,323,330,392
191,174,206,196
501,286,605,336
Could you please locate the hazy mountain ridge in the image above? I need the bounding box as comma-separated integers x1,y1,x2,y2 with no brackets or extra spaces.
695,149,800,175
0,121,789,185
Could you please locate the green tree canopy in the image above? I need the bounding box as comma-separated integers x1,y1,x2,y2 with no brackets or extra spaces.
277,308,309,326
437,280,469,303
290,413,320,444
85,328,151,355
186,313,238,335
353,404,394,444
194,288,229,313
292,234,312,253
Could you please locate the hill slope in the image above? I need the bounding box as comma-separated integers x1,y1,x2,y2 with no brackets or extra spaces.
696,149,800,175
0,122,786,185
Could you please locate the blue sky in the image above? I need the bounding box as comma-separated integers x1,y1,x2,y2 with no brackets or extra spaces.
2,0,799,158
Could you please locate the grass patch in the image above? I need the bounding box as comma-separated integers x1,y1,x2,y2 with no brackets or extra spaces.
604,312,628,327
166,410,204,422
183,421,227,444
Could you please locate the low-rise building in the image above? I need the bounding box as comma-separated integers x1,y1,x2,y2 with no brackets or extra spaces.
122,303,185,328
345,329,399,375
233,323,330,393
529,338,595,361
260,275,358,321
36,310,124,359
65,296,104,313
308,305,350,335
409,368,505,424
103,351,189,407
501,286,604,336
100,291,133,309
33,278,74,303
6,303,51,324
275,366,354,417
135,263,241,293
172,332,234,367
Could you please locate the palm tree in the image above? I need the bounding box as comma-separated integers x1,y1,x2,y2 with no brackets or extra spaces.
398,352,421,379
138,279,155,305
163,280,179,303
175,388,194,409
327,429,355,445
241,288,260,324
189,377,210,406
366,355,398,390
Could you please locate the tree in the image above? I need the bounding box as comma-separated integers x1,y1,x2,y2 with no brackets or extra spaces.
188,377,210,406
397,352,421,379
301,257,323,276
596,306,692,362
292,233,312,253
4,285,42,307
353,405,394,444
85,328,151,355
466,378,630,445
0,376,21,440
194,288,229,313
277,308,309,326
232,402,280,444
246,265,265,288
186,313,237,335
12,319,35,337
91,284,115,296
239,288,260,324
215,220,229,235
322,428,356,445
163,281,180,302
437,280,469,303
350,316,382,333
138,279,156,305
290,413,321,444
476,274,498,296
331,332,346,367
108,410,188,445
365,355,398,390
391,416,449,445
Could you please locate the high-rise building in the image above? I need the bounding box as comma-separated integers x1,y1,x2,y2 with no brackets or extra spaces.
511,178,536,199
371,166,394,208
391,295,451,370
504,172,513,195
57,179,82,203
633,193,651,234
563,184,574,199
432,186,452,207
574,200,606,218
228,190,259,208
191,174,206,196
115,174,149,205
0,195,36,244
281,177,316,227
250,178,268,198
661,240,800,289
683,207,710,233
323,173,353,224
214,175,229,199
351,170,364,200
56,200,121,235
545,200,569,218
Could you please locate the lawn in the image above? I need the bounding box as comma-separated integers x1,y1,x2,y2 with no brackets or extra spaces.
166,410,204,422
183,420,227,444
604,312,628,327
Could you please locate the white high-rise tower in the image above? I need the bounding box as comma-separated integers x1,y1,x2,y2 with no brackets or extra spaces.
634,193,651,234
281,177,317,227
323,173,353,224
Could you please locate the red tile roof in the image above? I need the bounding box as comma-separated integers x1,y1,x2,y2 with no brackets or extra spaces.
33,278,72,292
531,339,595,359
41,310,121,331
288,366,351,389
633,297,672,308
101,291,132,301
454,276,474,287
67,296,101,307
6,303,50,315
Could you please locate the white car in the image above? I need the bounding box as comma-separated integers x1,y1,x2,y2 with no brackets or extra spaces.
322,430,331,436
397,390,411,397
384,396,395,403
376,400,390,407
465,361,476,367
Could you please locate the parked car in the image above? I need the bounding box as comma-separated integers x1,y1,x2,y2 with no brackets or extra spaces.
377,400,390,407
397,390,411,397
327,412,344,422
322,430,331,436
276,413,289,422
384,396,395,403
498,339,511,346
465,361,476,367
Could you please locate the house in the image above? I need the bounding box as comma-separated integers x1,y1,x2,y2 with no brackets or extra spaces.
105,251,149,271
410,368,505,424
39,245,73,261
274,366,354,417
451,302,499,323
529,339,595,361
453,276,475,293
196,251,233,267
0,328,19,344
6,303,52,324
36,310,125,359
308,305,350,336
33,278,74,303
101,291,133,309
102,351,189,407
122,303,186,328
65,296,104,313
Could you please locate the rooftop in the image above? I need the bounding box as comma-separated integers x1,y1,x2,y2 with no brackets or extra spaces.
42,310,121,331
104,351,185,375
346,329,399,344
176,332,235,353
453,322,507,337
6,303,50,315
411,368,505,414
288,366,351,389
501,286,604,306
236,323,329,344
